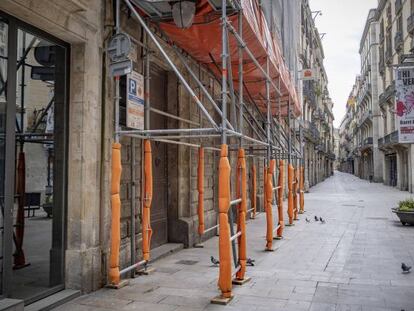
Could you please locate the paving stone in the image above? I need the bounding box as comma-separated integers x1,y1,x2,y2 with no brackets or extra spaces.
55,172,414,311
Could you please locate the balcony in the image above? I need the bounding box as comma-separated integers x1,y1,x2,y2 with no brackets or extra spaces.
408,13,414,35
394,31,403,51
359,110,372,127
312,108,324,120
303,120,320,143
303,80,317,109
378,130,399,149
360,137,373,150
379,82,395,107
395,0,402,14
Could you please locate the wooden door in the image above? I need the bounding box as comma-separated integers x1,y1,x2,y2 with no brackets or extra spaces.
149,63,168,248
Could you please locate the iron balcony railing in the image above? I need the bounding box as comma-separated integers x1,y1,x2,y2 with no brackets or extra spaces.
303,80,317,109
379,82,395,107
359,110,372,127
362,136,373,147
378,130,398,148
304,120,320,143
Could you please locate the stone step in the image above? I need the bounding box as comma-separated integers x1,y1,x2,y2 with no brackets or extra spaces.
149,243,184,263
24,289,80,311
0,299,24,311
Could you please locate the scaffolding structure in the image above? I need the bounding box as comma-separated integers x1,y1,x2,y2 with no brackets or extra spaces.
108,0,306,302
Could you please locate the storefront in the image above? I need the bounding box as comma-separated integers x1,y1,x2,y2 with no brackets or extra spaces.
0,11,69,303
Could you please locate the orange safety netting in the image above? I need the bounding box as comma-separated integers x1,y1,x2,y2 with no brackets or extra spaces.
143,0,300,117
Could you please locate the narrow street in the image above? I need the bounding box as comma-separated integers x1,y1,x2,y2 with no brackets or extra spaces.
55,172,414,311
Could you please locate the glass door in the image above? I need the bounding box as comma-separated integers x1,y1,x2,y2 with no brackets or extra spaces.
0,11,69,304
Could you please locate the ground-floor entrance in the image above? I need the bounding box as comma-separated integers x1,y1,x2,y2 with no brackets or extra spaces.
0,11,68,304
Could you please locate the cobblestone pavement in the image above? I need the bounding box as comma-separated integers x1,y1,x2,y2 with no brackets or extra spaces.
56,171,414,311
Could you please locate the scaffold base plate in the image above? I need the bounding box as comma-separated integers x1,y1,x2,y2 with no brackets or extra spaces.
285,223,295,226
136,267,156,275
232,276,251,285
265,247,275,252
194,243,204,248
274,236,283,240
105,279,129,289
211,295,234,305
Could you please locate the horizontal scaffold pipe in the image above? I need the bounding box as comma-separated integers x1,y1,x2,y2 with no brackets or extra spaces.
118,128,218,135
123,0,219,130
150,107,200,126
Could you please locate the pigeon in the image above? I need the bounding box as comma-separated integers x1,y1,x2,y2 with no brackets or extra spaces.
247,258,255,266
305,218,310,223
319,217,326,223
402,263,411,273
314,216,319,221
211,256,220,266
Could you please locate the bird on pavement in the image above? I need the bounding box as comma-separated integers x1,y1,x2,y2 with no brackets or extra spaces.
314,216,319,221
319,217,326,223
211,256,220,266
402,263,412,273
247,258,255,266
305,218,310,223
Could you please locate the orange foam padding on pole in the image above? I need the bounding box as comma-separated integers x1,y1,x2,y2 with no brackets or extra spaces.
287,164,294,225
251,165,257,218
235,149,247,281
265,159,275,250
300,166,305,213
198,148,205,235
13,152,26,268
263,165,267,214
142,140,153,261
218,144,232,298
277,160,285,238
109,143,122,285
293,167,299,220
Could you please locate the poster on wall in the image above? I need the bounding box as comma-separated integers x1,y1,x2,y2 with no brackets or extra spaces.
126,71,144,130
395,66,414,143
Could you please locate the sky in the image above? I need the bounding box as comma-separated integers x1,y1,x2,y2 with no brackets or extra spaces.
309,0,378,128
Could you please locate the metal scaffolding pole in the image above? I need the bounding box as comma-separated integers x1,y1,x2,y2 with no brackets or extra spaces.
238,10,243,145
124,0,219,130
266,58,271,164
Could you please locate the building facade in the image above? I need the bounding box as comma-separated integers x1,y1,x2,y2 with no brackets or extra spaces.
339,0,414,192
300,0,335,191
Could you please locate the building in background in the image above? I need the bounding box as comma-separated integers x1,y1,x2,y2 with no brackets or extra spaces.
300,0,335,191
339,0,414,192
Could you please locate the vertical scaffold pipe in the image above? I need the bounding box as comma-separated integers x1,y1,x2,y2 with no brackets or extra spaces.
218,144,232,299
235,149,247,281
198,148,205,236
142,140,153,261
300,166,305,213
265,159,275,251
251,164,257,219
287,164,294,225
293,167,299,220
14,152,27,269
109,143,122,285
276,160,285,238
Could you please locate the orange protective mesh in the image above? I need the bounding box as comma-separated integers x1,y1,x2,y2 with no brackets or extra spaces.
155,0,300,117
